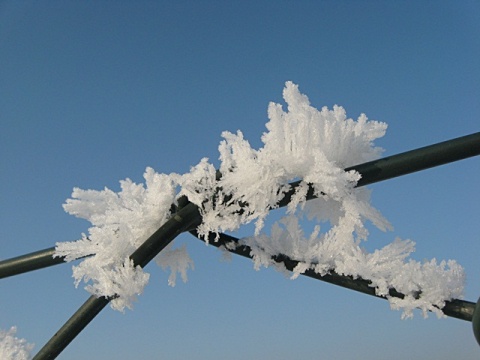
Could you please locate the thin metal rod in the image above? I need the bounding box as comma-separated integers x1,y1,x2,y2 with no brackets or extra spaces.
352,131,480,188
279,132,480,207
2,132,479,279
33,202,202,360
190,230,476,322
32,295,110,360
191,133,480,321
472,298,480,345
4,131,478,358
0,247,64,279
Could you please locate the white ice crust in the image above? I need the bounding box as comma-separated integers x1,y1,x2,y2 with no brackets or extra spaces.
56,82,464,317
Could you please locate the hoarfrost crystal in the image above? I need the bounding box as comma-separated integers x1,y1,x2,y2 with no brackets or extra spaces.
56,81,465,317
155,243,194,287
56,168,177,311
0,327,33,360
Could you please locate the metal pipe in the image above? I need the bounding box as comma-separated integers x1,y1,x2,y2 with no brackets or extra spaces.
33,202,202,360
13,132,480,357
472,298,480,345
0,247,64,279
351,131,480,188
32,295,110,360
3,132,479,279
279,132,480,206
190,230,476,322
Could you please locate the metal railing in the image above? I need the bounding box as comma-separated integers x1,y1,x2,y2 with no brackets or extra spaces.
1,132,479,359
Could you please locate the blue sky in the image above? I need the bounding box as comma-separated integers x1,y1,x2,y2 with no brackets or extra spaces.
1,1,479,359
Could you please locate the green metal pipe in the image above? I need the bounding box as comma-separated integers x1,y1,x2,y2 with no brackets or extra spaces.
190,230,476,322
32,295,110,360
2,132,479,279
0,247,64,279
352,131,480,188
278,132,480,207
15,132,480,358
279,132,480,207
32,202,201,360
472,298,480,345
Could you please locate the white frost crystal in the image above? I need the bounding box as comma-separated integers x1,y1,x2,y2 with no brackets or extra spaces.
155,243,195,287
56,168,177,311
57,82,465,317
0,327,33,360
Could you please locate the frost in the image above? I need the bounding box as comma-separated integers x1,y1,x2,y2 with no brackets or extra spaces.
180,81,388,238
0,327,33,360
82,258,150,312
56,81,465,318
156,243,194,287
240,216,464,318
56,168,177,311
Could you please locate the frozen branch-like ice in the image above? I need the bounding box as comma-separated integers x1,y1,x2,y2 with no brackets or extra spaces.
0,327,34,360
56,82,465,317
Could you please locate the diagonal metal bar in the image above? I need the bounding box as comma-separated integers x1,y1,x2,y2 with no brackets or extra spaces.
32,202,202,360
0,247,62,279
187,132,480,322
189,230,476,322
352,131,480,187
2,132,479,279
1,131,477,357
278,132,480,207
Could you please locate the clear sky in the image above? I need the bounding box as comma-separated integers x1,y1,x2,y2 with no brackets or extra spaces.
1,1,479,359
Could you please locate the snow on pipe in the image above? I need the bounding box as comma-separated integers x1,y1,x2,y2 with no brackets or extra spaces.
7,132,480,358
1,132,479,280
32,202,201,360
189,229,476,322
278,131,480,206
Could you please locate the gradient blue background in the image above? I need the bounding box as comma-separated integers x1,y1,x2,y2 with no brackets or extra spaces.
1,1,479,359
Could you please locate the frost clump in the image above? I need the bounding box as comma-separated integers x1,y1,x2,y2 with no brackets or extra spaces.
242,216,464,318
155,243,194,287
56,168,189,311
57,81,465,317
180,81,388,238
0,327,33,360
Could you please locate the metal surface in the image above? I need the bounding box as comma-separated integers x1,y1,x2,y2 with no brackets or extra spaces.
32,202,202,360
2,132,479,279
0,247,63,279
32,295,110,360
0,132,478,357
281,132,480,205
190,230,476,322
472,298,480,345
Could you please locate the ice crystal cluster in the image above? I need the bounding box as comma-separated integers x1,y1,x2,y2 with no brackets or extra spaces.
56,82,465,317
0,327,33,360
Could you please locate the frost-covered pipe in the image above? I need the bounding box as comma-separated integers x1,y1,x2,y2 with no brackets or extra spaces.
351,131,480,188
1,132,479,280
190,230,476,322
32,202,201,360
279,132,480,207
4,132,479,358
